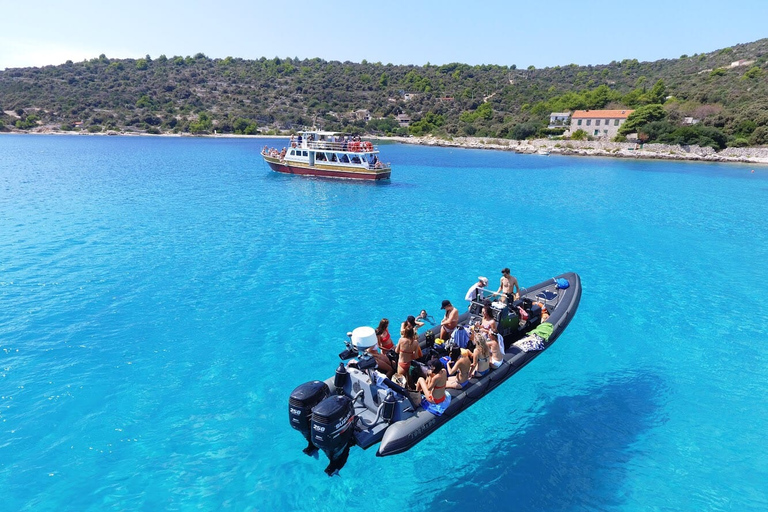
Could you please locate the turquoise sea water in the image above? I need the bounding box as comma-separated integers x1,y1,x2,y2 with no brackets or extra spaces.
1,134,767,511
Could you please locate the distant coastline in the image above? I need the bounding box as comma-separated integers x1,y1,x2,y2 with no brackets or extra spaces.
380,135,768,166
3,129,767,165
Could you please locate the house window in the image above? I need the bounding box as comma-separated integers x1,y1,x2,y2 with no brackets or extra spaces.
614,119,620,126
596,120,601,126
604,130,608,135
577,119,582,126
586,120,591,126
594,130,599,136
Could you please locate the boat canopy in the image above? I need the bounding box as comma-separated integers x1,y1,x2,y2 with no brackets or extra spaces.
297,130,341,140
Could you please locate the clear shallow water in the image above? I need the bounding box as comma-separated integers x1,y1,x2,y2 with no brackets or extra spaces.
1,134,767,511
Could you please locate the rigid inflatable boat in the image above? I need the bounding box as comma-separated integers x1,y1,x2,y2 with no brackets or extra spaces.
288,272,581,474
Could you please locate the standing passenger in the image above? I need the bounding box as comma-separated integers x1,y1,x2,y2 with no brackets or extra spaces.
495,268,520,303
465,276,489,303
395,324,422,376
375,318,394,353
439,300,459,340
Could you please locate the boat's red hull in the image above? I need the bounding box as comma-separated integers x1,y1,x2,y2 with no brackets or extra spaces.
264,158,390,181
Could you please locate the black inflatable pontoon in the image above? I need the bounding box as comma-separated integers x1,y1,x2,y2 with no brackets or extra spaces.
288,272,581,474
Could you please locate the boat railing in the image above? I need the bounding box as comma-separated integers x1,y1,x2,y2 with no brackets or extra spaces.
294,140,379,153
366,162,391,171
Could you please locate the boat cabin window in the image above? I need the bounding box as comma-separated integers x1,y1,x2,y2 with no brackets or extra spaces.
316,152,327,161
339,154,350,163
302,151,308,157
290,150,296,156
330,153,338,162
350,155,361,164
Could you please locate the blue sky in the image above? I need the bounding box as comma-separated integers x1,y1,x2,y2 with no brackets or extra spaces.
1,0,766,70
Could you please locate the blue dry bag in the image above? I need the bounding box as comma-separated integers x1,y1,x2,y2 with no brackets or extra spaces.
555,278,570,289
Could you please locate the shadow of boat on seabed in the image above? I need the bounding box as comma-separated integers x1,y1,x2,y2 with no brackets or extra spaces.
429,370,667,512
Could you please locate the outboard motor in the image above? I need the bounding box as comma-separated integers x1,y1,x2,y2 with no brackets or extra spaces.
311,395,356,475
288,380,330,455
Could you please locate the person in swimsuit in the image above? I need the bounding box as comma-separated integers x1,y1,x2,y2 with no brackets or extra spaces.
395,323,422,376
488,331,505,368
495,268,520,304
400,315,423,336
417,309,435,326
477,305,497,335
470,333,491,378
440,300,459,340
416,359,447,404
446,347,472,389
375,318,394,353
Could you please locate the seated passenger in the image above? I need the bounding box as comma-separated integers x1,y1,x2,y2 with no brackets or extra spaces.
487,331,505,368
469,334,491,378
446,347,471,389
395,323,422,376
416,359,447,404
371,352,395,378
439,300,459,340
476,305,497,335
375,318,394,353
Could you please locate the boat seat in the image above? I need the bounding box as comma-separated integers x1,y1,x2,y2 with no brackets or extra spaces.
509,351,528,368
488,361,512,382
465,376,490,398
445,388,468,412
537,290,557,301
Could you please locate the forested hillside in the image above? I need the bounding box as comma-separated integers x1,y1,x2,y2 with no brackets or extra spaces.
2,38,768,147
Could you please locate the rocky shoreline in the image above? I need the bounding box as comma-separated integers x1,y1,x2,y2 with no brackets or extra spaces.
382,135,768,165
4,129,768,165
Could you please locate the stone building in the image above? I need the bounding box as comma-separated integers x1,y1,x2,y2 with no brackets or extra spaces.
567,109,634,139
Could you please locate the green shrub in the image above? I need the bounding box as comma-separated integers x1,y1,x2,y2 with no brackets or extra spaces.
570,129,587,141
749,126,768,146
728,138,750,148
